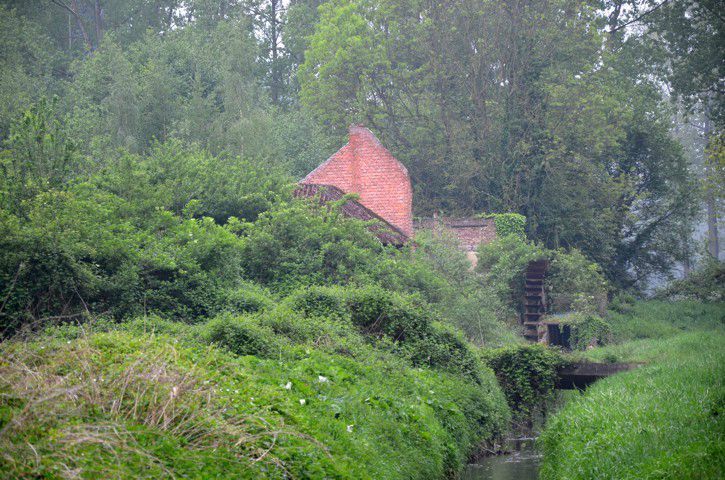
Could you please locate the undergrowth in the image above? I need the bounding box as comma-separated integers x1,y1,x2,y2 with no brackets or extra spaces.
0,328,510,479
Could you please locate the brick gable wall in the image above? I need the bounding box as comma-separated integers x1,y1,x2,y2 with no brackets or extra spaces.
301,125,413,237
413,217,498,252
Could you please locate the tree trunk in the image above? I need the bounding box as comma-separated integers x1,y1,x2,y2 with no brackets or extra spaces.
70,0,92,51
706,194,720,259
704,110,720,260
270,0,280,105
94,0,103,45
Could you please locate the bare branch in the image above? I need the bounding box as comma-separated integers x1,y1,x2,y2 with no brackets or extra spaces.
608,0,672,34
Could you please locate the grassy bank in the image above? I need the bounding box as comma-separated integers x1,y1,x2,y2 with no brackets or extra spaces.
0,317,510,479
540,301,725,479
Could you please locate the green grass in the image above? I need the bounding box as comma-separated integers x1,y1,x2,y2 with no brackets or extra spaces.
540,301,725,479
0,327,509,479
605,300,724,344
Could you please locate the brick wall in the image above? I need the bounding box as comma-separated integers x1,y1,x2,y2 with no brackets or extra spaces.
414,217,498,251
301,125,413,237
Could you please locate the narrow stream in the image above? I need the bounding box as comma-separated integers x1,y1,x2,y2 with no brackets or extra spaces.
462,438,540,480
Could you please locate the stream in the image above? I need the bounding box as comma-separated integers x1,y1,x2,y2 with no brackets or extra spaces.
462,437,541,480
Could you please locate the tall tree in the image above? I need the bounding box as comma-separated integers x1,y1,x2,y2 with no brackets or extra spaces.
605,0,725,261
300,0,698,287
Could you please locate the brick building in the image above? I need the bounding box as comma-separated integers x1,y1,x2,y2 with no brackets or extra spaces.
300,124,413,237
297,124,497,259
413,216,497,267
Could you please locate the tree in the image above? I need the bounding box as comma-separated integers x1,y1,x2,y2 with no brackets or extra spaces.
300,0,697,288
604,0,725,262
0,6,59,138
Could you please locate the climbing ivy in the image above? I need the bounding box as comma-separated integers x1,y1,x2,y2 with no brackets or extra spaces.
557,312,612,350
481,344,565,423
484,213,527,239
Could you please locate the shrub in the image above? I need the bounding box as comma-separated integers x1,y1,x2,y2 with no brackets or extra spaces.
547,248,609,314
258,303,364,356
482,344,564,422
257,304,322,343
285,285,350,322
199,314,279,358
239,200,383,290
476,234,548,318
346,285,429,341
483,213,527,240
555,312,612,350
402,322,483,379
218,282,274,315
656,260,725,302
441,288,518,347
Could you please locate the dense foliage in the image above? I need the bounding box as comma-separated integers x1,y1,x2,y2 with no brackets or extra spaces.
0,1,721,477
485,213,527,240
482,345,564,424
555,312,613,350
0,327,510,479
0,0,717,289
0,97,523,476
655,260,725,302
476,233,609,321
300,0,703,288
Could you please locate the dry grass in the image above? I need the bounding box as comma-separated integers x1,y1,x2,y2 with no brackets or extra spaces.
0,332,321,478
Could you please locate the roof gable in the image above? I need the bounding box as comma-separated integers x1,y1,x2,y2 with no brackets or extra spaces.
299,125,413,236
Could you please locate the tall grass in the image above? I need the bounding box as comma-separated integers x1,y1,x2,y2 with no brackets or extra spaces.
0,328,509,478
540,302,725,480
605,300,723,343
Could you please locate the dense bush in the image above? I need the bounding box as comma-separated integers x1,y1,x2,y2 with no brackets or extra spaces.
200,314,281,358
476,234,548,319
547,248,609,314
655,260,724,302
284,285,351,322
0,108,295,334
280,284,487,379
238,200,385,291
476,234,610,322
554,312,612,350
219,282,274,315
482,344,564,423
484,213,527,240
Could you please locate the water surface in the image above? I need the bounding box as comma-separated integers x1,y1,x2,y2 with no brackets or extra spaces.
462,438,540,480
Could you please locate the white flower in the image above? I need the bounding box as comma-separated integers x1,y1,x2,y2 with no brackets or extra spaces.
318,375,328,383
299,399,306,405
346,424,354,433
284,381,292,390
